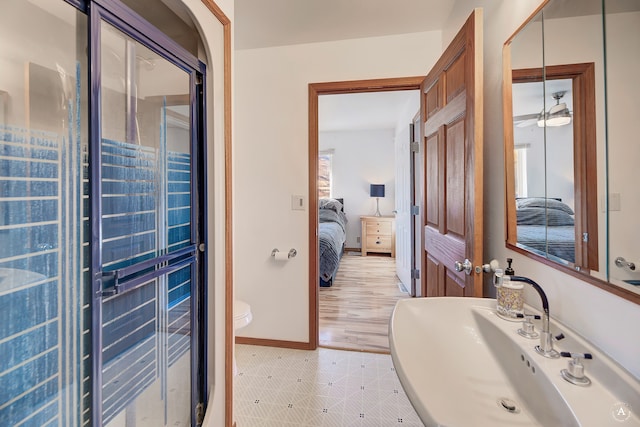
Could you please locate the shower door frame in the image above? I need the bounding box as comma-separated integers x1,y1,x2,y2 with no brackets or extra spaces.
86,1,208,425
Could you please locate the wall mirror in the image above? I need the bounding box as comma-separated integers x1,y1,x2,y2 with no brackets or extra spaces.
503,0,640,303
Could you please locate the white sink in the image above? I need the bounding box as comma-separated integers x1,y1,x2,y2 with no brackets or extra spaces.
389,297,640,426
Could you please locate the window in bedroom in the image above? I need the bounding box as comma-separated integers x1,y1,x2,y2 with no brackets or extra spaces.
514,144,529,198
318,150,333,198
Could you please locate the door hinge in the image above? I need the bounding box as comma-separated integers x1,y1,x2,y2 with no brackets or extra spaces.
196,402,205,426
411,269,420,279
410,142,420,153
410,205,419,215
582,232,589,242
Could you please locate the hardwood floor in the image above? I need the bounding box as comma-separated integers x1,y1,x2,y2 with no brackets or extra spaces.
319,253,411,353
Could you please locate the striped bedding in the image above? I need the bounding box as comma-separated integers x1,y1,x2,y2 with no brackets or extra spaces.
319,207,347,285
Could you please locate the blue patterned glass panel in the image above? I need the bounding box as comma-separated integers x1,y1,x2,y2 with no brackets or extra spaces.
0,2,89,425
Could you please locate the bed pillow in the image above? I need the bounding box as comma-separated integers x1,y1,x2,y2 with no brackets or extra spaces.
319,198,344,213
516,197,574,215
517,207,574,226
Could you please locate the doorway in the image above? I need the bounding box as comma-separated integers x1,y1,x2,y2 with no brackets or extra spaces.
309,78,423,352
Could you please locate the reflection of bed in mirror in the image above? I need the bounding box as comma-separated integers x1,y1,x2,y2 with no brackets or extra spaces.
516,197,575,263
318,198,347,287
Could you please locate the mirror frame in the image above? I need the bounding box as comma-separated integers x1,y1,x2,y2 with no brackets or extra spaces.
508,63,598,271
502,0,640,305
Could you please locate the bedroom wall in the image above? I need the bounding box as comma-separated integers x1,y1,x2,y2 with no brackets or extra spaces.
514,123,574,208
234,31,442,342
444,0,640,378
319,129,396,249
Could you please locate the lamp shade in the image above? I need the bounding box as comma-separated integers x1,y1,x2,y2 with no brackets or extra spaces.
370,184,385,198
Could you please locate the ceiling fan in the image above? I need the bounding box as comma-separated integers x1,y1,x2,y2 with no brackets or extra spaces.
513,91,572,128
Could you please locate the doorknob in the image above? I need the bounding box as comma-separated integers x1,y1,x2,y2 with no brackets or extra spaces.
475,259,500,274
454,259,473,275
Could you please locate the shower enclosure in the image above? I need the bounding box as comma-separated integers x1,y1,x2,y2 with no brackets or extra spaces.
0,1,207,425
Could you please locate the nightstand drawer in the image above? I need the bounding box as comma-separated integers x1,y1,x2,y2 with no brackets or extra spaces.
366,221,391,235
366,235,392,250
360,215,395,257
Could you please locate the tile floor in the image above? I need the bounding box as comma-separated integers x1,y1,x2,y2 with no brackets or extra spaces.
234,344,425,427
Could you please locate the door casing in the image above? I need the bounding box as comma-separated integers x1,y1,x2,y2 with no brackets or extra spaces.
308,77,424,348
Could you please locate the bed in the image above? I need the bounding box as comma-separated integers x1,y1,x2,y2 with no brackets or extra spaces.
516,197,575,263
319,198,347,287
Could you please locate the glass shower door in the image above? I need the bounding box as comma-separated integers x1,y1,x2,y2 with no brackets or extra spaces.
0,2,90,425
94,11,200,427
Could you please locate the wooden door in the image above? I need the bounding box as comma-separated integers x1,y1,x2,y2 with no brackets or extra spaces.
395,120,413,290
421,9,483,297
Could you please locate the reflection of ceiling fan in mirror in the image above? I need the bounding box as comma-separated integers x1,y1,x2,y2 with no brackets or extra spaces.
514,91,573,128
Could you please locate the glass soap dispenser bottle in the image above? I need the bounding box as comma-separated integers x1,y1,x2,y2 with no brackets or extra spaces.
494,260,524,320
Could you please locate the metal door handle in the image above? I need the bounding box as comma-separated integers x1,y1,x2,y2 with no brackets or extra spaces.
454,259,472,275
615,257,636,271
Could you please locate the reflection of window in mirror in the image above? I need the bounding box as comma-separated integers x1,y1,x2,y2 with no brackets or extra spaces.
514,145,528,198
318,150,333,198
508,63,598,273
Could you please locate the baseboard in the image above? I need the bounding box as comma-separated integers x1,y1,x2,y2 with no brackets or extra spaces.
235,336,315,350
319,343,390,355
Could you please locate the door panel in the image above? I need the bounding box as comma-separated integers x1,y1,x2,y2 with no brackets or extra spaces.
445,272,465,296
94,10,200,427
445,119,465,236
445,54,466,102
0,2,90,425
395,123,411,289
421,10,483,298
425,132,440,227
425,254,439,297
425,79,443,119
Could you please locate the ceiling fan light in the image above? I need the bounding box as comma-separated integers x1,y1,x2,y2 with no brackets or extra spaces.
536,92,572,127
549,102,568,115
546,115,572,126
536,105,572,127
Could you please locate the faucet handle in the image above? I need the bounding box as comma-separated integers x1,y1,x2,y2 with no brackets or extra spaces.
516,313,541,339
516,313,541,320
560,352,593,386
560,351,593,360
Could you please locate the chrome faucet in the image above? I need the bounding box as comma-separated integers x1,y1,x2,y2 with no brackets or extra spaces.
508,276,561,358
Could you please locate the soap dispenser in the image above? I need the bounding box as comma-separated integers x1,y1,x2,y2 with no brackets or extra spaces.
505,258,515,276
494,267,524,320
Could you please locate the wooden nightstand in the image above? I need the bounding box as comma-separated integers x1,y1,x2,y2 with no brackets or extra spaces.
360,216,395,257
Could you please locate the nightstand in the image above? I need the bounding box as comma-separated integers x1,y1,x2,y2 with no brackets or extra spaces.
360,216,395,257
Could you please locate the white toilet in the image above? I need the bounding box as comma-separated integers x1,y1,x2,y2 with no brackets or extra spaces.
233,299,252,375
234,299,253,331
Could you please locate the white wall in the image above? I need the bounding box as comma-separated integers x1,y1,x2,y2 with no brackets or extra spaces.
179,0,232,425
319,129,396,248
444,0,640,379
234,31,442,342
514,124,575,207
605,11,640,288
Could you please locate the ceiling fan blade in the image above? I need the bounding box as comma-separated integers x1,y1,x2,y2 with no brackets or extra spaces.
515,118,538,128
513,113,539,127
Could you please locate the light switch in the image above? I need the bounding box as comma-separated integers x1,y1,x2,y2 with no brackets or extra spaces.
291,195,305,210
609,193,621,211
